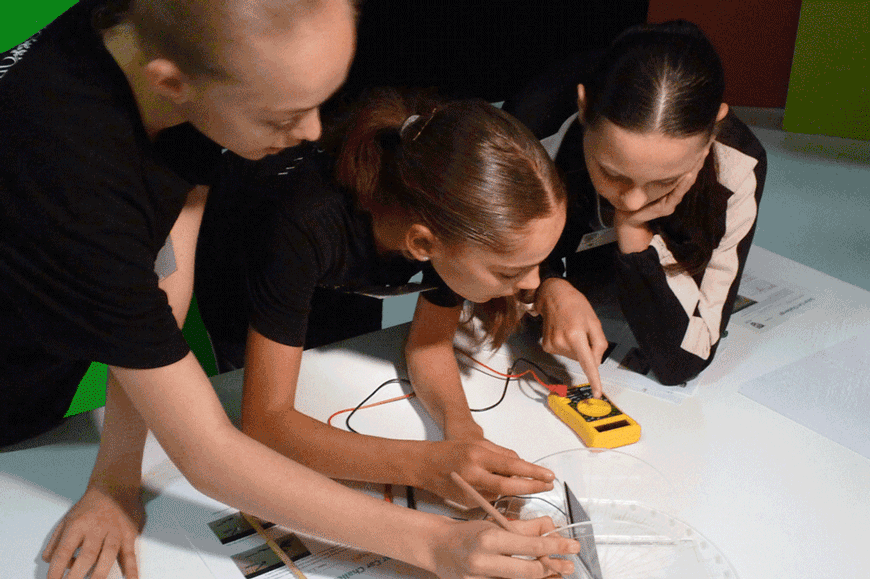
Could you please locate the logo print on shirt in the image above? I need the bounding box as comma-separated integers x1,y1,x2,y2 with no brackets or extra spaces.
0,32,41,81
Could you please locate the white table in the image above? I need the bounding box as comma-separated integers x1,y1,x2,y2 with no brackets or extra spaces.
3,245,870,579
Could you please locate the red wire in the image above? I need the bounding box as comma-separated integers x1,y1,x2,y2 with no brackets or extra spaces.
457,353,568,397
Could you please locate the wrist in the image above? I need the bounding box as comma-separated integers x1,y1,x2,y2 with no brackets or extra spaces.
406,440,437,489
410,514,459,575
443,415,484,441
615,220,653,254
538,275,569,292
86,475,142,501
89,452,145,493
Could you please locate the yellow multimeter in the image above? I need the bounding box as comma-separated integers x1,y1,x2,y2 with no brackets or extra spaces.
548,384,641,449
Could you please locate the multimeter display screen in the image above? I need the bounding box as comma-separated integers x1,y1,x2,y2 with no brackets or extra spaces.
595,419,630,432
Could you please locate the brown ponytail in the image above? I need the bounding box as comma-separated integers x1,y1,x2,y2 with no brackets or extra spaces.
329,88,566,347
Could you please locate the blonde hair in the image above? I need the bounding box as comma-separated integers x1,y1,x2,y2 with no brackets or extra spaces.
95,0,336,80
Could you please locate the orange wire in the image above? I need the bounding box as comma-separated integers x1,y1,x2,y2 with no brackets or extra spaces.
326,392,416,426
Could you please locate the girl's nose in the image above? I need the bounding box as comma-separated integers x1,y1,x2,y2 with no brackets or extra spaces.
514,266,541,293
621,186,647,212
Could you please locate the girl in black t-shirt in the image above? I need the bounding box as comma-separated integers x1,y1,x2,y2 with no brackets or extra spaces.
506,21,766,390
238,88,569,507
10,3,579,579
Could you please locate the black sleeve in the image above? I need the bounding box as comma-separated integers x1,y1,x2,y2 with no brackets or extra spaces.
0,98,192,369
245,161,341,348
615,120,767,385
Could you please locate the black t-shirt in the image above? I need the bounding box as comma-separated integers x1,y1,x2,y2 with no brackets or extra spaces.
0,0,222,444
196,145,460,354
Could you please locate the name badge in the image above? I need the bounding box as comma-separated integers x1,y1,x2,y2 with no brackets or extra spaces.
576,228,616,252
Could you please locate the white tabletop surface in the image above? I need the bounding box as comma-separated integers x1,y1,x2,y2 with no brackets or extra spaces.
3,245,870,579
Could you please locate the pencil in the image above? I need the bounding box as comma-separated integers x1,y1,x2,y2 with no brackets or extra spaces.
448,472,519,533
449,472,572,576
241,512,308,579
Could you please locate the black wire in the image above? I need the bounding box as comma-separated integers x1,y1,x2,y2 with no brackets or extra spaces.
345,378,411,434
490,495,569,521
469,357,562,412
469,366,512,413
345,357,563,430
510,357,564,385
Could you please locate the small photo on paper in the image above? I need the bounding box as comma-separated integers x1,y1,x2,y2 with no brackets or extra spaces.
231,533,311,579
732,294,757,314
208,511,275,545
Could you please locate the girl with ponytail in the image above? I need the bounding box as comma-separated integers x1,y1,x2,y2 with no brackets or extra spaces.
197,87,569,518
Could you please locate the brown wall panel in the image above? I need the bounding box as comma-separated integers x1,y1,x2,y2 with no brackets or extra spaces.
647,0,802,107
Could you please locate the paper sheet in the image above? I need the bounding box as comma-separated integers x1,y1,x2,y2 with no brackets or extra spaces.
155,475,453,579
738,329,870,459
732,271,816,332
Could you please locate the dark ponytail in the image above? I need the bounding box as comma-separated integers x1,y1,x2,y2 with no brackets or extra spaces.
586,20,726,275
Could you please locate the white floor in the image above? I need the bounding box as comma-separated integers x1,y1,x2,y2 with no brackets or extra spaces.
735,107,869,292
382,108,870,328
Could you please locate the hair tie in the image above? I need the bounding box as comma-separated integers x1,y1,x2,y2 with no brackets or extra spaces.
401,108,438,141
400,114,421,136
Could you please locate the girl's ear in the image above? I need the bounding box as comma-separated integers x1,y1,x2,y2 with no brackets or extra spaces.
144,58,195,104
708,102,730,146
576,84,587,123
716,102,729,123
403,223,439,262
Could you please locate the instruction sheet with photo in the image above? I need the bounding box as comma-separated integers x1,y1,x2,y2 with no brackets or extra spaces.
204,509,431,579
153,475,443,579
731,270,816,332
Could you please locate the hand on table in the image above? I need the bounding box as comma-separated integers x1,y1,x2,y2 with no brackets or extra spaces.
43,483,144,579
535,277,608,397
432,517,577,579
419,437,555,506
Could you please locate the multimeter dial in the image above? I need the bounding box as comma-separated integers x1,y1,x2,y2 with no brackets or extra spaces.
575,398,612,417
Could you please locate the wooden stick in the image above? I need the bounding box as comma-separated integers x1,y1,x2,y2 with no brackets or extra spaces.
448,472,520,533
450,471,572,577
241,512,308,579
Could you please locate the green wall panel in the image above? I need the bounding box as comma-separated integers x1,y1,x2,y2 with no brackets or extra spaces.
783,1,869,141
64,362,109,417
1,1,76,52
